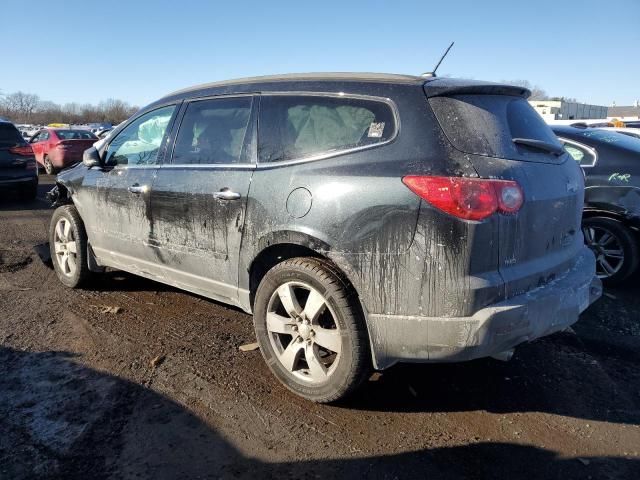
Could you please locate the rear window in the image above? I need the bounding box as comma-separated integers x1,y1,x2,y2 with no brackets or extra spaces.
429,94,563,162
258,95,396,163
0,123,24,147
55,129,97,140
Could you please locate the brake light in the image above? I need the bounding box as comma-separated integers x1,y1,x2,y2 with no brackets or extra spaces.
8,145,33,156
402,176,524,221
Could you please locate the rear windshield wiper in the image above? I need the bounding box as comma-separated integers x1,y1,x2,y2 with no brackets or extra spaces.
512,138,565,157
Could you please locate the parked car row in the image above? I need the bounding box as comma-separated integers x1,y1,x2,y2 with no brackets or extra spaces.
45,73,602,402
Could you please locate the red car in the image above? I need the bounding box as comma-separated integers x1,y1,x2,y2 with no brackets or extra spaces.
30,128,97,174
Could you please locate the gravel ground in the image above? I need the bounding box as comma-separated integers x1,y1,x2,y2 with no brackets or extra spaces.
1,175,639,479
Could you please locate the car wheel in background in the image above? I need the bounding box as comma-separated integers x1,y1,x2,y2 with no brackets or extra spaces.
253,257,371,403
582,216,639,285
43,155,56,175
49,205,91,288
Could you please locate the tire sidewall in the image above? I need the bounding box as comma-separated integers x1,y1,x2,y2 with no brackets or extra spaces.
44,156,54,175
254,261,359,402
49,206,87,288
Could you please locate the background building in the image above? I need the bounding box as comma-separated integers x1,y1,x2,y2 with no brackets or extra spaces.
529,100,607,121
608,103,640,121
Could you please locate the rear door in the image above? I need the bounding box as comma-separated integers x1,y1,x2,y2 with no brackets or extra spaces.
29,130,45,164
149,95,256,305
428,93,585,296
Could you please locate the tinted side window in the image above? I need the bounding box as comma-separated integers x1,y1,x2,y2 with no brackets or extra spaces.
105,105,175,166
0,124,24,146
258,95,396,163
172,96,252,165
41,131,50,141
561,140,597,167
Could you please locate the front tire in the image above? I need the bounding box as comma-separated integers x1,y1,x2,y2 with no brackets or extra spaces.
582,216,639,285
49,205,91,288
253,257,371,403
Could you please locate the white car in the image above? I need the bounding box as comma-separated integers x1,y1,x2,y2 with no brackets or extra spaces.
595,126,640,140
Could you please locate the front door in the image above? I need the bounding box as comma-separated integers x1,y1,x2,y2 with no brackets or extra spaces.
79,104,179,269
148,95,255,306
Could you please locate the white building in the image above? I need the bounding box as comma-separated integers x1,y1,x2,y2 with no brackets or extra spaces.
529,100,607,122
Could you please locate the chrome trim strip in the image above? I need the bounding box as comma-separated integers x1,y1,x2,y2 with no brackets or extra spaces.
558,137,598,168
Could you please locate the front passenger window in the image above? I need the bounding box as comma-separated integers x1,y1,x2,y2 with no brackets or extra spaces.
172,96,252,165
105,105,176,166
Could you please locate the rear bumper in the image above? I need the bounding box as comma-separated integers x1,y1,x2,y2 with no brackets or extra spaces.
50,150,82,168
0,175,37,188
366,247,601,369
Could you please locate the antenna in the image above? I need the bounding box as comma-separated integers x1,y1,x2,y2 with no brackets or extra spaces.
421,42,455,78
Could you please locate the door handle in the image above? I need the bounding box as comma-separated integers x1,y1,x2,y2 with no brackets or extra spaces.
213,188,241,200
128,184,148,194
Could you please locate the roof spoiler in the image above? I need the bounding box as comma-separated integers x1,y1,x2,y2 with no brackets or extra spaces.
423,78,530,99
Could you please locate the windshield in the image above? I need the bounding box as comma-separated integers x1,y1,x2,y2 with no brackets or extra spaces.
55,129,97,140
573,129,640,153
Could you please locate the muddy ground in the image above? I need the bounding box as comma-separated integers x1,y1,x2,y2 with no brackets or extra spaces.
1,175,639,479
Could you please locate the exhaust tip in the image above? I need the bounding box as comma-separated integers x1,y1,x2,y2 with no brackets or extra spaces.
491,349,515,362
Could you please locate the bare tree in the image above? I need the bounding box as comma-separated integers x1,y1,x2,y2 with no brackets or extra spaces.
0,90,138,125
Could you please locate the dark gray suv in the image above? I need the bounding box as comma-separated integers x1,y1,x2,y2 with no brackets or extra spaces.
48,73,601,402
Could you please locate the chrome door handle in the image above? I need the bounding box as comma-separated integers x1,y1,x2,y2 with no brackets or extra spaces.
213,188,241,200
128,184,148,194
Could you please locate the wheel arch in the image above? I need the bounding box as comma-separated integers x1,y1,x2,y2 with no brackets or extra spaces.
583,207,640,234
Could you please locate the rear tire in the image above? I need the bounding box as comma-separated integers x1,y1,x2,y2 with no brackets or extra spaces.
44,156,56,175
253,257,371,403
582,216,639,286
49,205,91,288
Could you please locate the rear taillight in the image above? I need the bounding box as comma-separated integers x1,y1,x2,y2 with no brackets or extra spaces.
402,176,524,221
8,145,33,156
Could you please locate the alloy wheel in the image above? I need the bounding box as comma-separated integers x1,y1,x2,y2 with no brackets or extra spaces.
266,282,342,383
53,218,78,277
583,225,624,278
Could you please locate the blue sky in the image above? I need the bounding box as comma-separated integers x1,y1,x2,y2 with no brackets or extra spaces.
2,0,638,107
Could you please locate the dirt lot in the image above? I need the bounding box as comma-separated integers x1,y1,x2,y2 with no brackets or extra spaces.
1,175,639,479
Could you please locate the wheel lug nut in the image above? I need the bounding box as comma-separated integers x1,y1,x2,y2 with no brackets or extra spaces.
292,325,298,331
297,337,303,343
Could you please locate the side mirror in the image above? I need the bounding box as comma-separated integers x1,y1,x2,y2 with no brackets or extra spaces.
83,147,103,168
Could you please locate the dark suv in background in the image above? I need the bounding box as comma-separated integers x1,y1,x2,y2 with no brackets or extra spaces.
48,73,601,402
0,120,38,199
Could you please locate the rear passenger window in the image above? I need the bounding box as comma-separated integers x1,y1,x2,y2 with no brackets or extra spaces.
258,95,396,163
172,96,253,165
